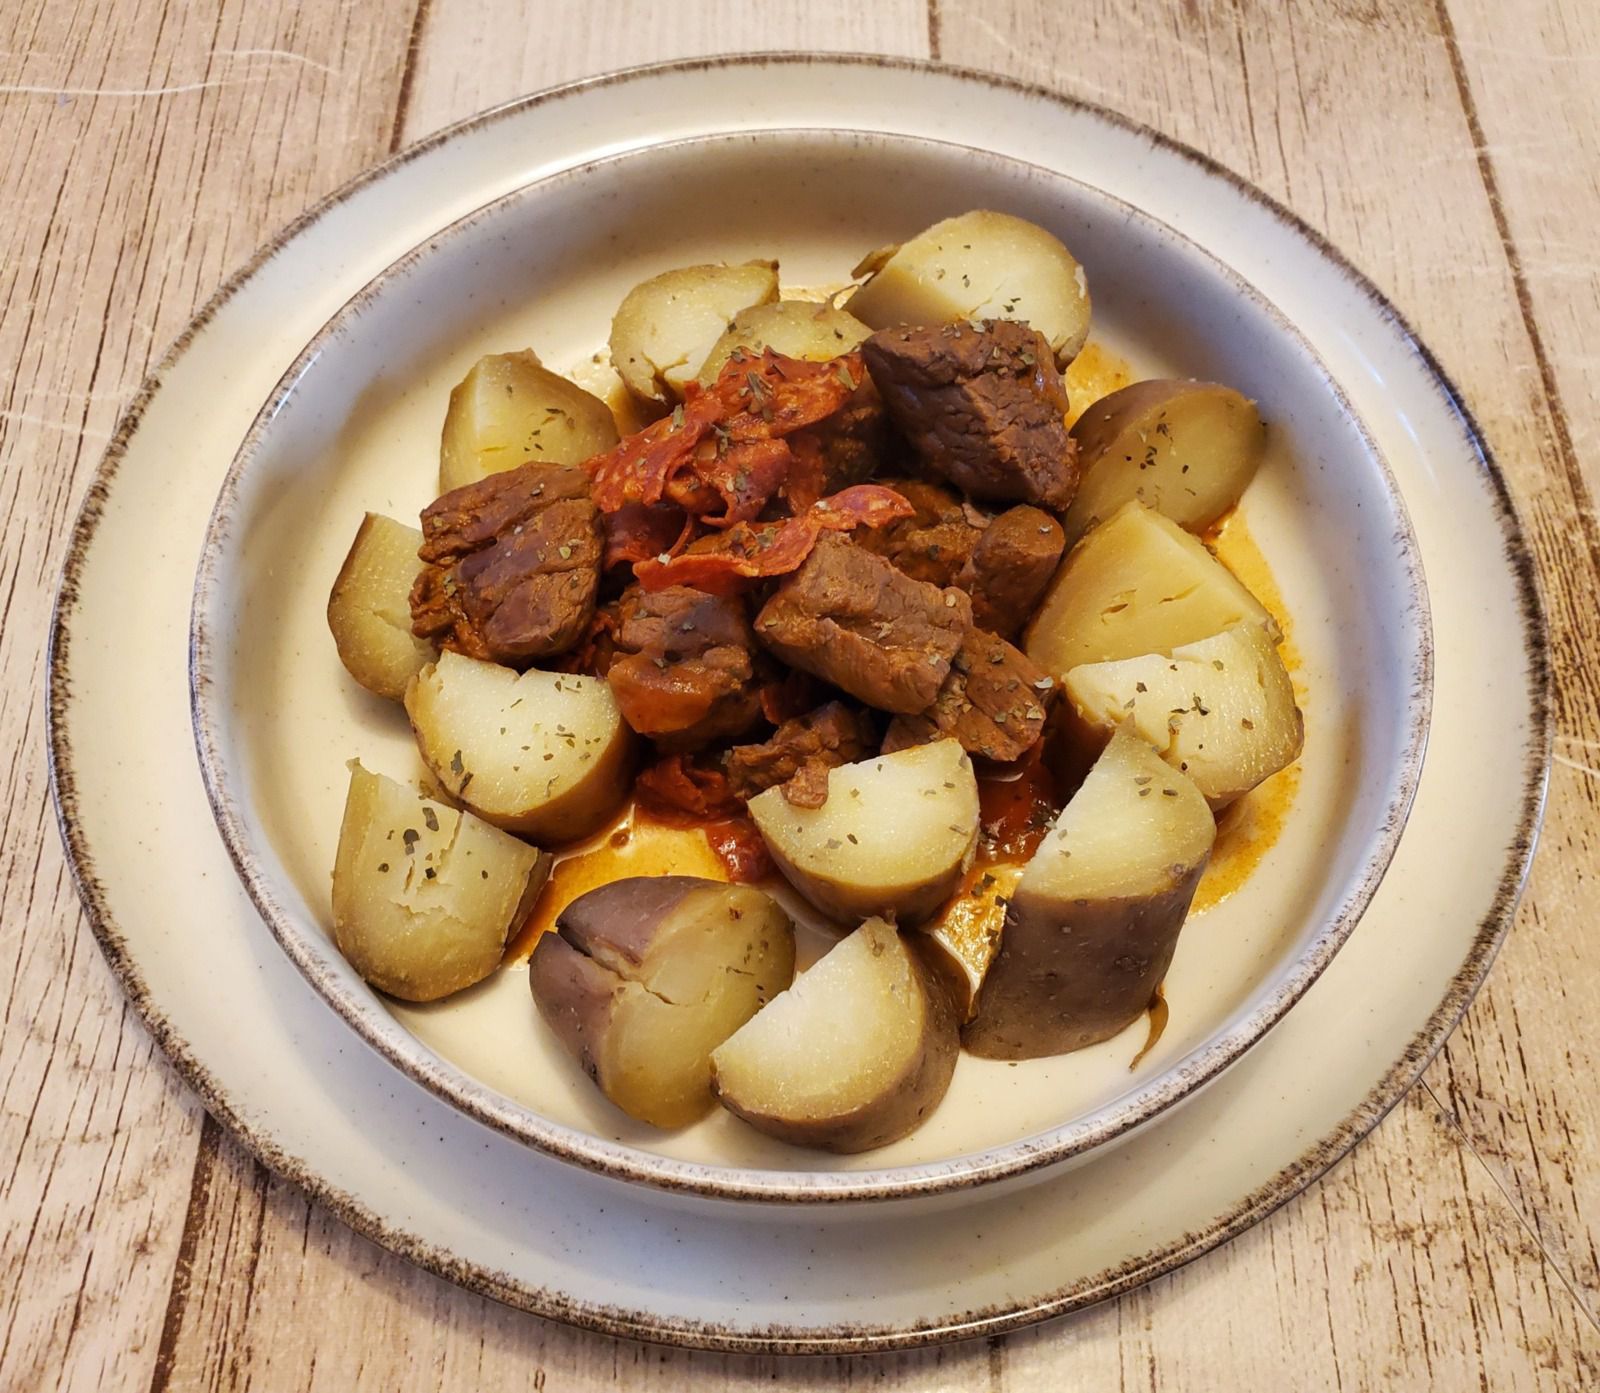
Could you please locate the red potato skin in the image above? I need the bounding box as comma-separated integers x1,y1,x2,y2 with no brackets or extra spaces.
711,947,960,1154
962,861,1208,1059
527,931,621,1088
555,874,717,969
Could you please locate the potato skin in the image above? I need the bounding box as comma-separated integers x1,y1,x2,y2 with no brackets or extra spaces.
962,862,1206,1059
527,931,621,1089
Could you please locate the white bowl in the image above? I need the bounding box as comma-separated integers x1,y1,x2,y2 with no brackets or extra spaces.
190,127,1430,1204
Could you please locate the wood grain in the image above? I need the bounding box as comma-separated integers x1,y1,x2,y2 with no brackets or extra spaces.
3,0,1598,1388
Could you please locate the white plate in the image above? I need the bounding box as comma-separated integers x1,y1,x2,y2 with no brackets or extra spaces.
50,57,1547,1350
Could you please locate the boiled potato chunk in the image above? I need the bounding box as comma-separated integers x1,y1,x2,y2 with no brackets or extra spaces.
327,513,434,701
695,299,870,384
848,210,1091,364
609,260,779,403
1064,624,1303,809
1024,501,1280,677
964,726,1215,1059
331,761,549,1002
405,651,633,843
439,350,619,493
529,876,796,1128
1065,379,1267,540
748,739,979,926
711,917,959,1152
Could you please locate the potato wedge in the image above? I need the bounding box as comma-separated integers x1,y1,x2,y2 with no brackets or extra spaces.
1024,501,1280,677
694,299,870,384
405,651,633,842
331,761,549,1002
609,260,779,403
438,350,620,493
748,739,979,926
848,210,1092,364
1064,624,1303,809
711,917,958,1152
327,513,434,701
529,876,796,1128
1065,379,1266,540
964,726,1215,1058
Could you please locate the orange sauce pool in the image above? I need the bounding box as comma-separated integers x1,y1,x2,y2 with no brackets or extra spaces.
1190,511,1305,913
506,805,728,961
1064,341,1133,427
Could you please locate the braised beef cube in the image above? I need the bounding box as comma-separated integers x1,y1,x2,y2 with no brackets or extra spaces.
855,477,981,587
862,320,1079,508
604,586,765,750
788,378,895,503
754,534,971,715
724,701,878,808
410,462,601,664
883,628,1051,764
963,505,1066,638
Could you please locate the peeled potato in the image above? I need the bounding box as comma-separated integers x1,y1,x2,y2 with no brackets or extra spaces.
439,350,619,493
748,739,979,926
848,210,1091,364
1024,501,1280,678
327,513,434,701
711,917,959,1153
331,761,549,1002
1065,379,1267,540
1064,624,1303,809
530,876,796,1128
695,299,870,384
964,726,1215,1059
405,651,634,843
609,260,779,403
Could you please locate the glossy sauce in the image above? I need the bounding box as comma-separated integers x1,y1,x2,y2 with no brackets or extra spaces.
1191,512,1304,913
1064,341,1133,427
507,806,729,960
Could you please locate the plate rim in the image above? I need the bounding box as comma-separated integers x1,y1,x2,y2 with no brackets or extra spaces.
46,53,1553,1351
186,121,1434,1203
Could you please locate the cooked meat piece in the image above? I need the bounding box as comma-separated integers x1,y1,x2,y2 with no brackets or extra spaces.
882,628,1051,764
786,378,895,506
410,463,601,664
754,534,971,715
604,586,766,750
862,319,1079,508
855,477,980,587
962,505,1066,638
724,701,878,808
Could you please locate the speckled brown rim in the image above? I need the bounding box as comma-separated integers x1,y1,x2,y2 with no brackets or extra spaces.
187,123,1433,1205
46,55,1551,1351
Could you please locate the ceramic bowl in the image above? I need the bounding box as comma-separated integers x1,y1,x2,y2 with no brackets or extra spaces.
190,127,1430,1204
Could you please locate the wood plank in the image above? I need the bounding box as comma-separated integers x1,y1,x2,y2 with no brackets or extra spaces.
397,0,933,145
0,3,417,1390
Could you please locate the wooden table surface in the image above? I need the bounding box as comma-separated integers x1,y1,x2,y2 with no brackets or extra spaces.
5,1,1598,1388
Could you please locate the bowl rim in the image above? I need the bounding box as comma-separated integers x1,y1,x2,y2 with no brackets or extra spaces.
185,117,1435,1205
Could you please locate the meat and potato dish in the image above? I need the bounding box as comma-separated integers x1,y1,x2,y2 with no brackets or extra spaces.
324,209,1303,1153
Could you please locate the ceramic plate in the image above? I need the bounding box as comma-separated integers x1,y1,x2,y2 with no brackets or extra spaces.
50,57,1547,1349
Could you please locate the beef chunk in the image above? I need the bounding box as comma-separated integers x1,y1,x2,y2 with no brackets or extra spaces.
787,378,895,504
410,463,601,664
964,505,1066,638
855,478,981,586
883,628,1051,763
724,701,878,808
862,320,1078,508
604,586,765,750
754,534,971,715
